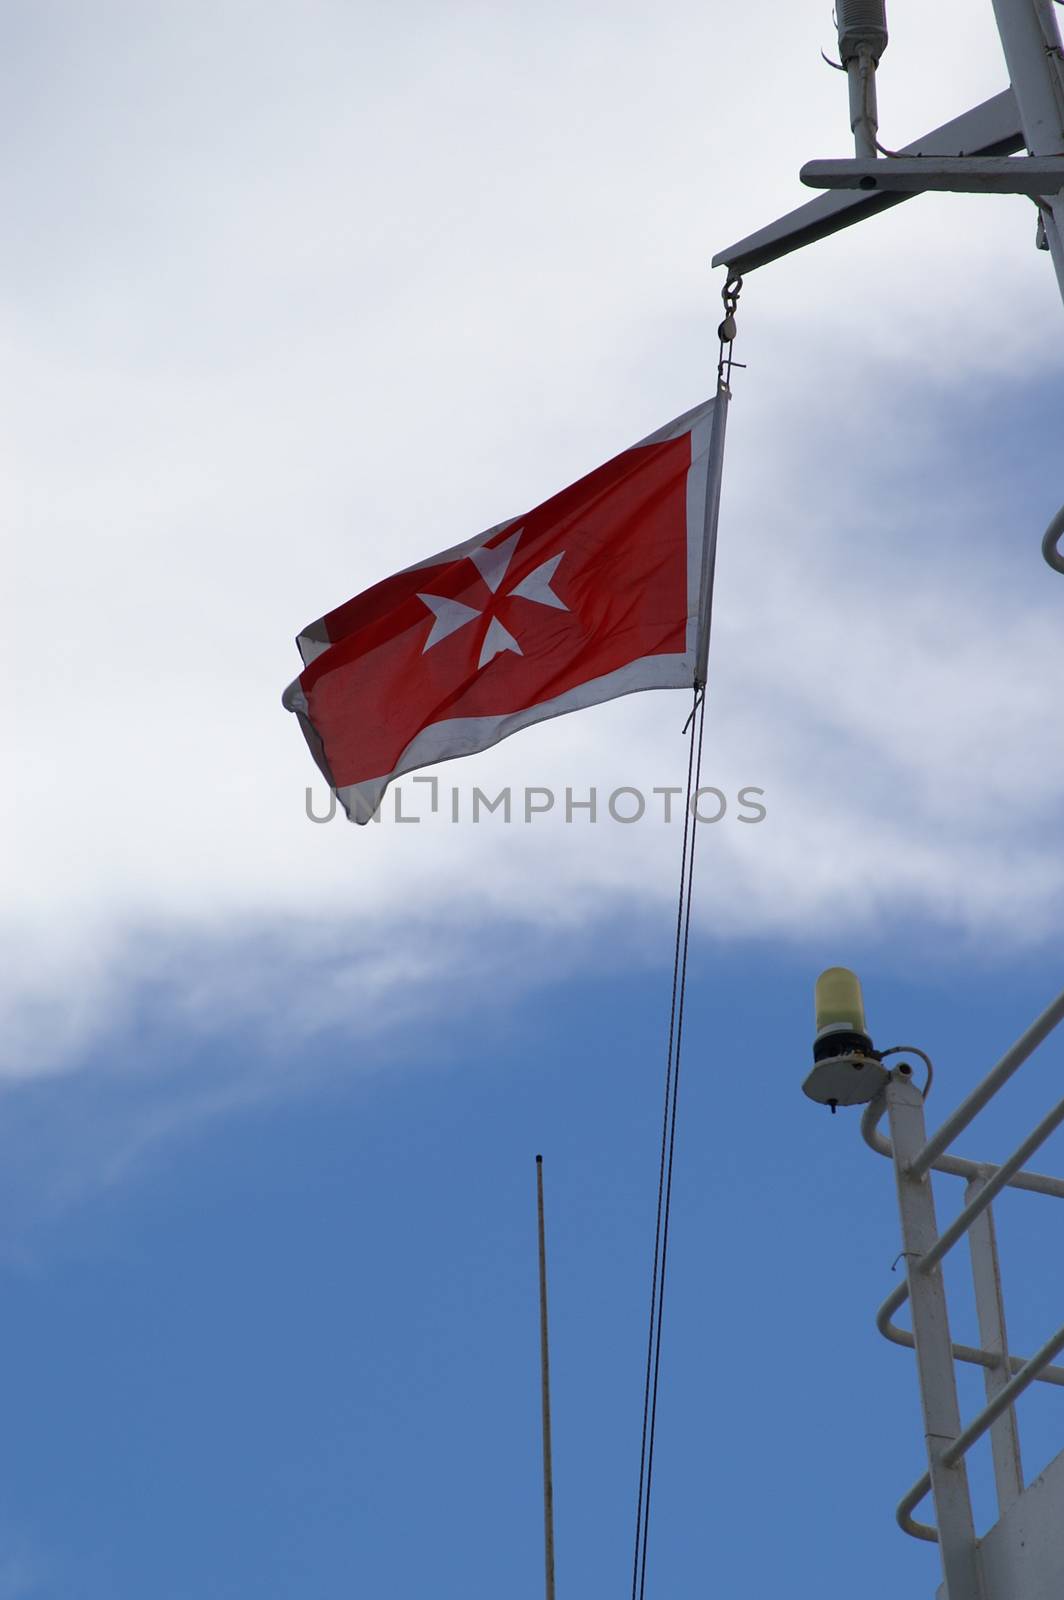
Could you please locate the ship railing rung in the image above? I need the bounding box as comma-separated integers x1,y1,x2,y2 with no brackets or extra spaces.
860,1097,1064,1200
895,1317,1064,1547
907,989,1064,1181
875,1278,1064,1386
942,1320,1064,1467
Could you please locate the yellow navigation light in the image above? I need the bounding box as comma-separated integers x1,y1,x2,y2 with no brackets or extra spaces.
803,965,887,1111
815,967,868,1039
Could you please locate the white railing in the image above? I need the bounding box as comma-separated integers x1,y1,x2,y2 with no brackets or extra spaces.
859,986,1064,1597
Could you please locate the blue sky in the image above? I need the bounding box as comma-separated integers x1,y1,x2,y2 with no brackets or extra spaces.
6,2,1064,1596
3,953,1064,1597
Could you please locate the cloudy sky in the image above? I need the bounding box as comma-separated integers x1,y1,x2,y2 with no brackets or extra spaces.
5,2,1064,1596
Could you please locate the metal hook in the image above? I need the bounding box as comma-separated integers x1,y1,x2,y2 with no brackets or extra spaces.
717,274,744,391
717,275,743,341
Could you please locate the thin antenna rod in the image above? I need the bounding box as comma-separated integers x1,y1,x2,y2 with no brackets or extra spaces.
535,1154,557,1600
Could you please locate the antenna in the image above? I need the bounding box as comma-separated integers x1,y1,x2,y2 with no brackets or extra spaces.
835,0,888,157
535,1155,557,1600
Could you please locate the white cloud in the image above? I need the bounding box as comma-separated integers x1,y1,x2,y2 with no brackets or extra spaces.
5,0,1064,1076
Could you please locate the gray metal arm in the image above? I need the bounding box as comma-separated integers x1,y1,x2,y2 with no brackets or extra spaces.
712,89,1022,275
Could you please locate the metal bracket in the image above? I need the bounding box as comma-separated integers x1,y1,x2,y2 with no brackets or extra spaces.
802,1051,889,1108
801,155,1064,196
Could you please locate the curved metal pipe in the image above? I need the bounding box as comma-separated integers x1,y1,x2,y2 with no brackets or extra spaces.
874,1278,1064,1384
1042,503,1064,574
860,1088,1064,1197
896,1471,938,1543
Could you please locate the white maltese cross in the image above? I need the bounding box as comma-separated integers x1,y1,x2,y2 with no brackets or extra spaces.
417,530,567,669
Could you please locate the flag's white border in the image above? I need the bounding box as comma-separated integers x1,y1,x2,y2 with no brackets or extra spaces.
283,395,728,824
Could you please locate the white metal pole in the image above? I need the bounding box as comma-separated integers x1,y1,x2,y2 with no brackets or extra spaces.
886,1073,981,1600
990,0,1064,306
846,49,879,158
964,1177,1024,1515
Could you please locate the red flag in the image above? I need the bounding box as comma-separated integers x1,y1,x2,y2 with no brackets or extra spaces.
283,396,728,822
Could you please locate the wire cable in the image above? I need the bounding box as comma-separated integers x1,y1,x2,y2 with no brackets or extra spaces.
881,1044,934,1100
629,684,701,1600
633,689,708,1600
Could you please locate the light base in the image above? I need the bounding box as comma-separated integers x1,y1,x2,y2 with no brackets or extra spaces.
803,1051,889,1109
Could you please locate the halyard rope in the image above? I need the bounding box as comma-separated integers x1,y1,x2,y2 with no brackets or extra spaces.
630,278,741,1600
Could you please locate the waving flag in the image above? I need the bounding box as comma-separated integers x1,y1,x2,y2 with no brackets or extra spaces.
283,396,728,822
